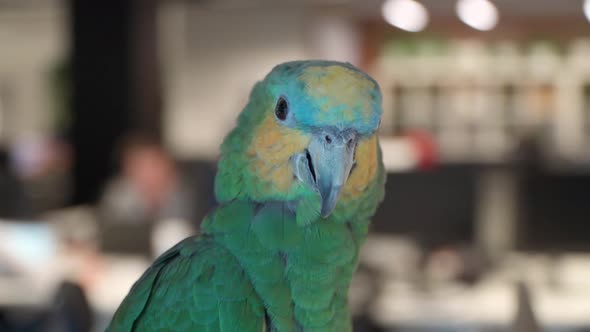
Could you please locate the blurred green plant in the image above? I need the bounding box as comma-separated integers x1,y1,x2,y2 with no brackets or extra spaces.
47,59,71,136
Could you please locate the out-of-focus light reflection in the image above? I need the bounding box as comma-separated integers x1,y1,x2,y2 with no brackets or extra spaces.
585,0,590,23
382,0,429,32
456,0,499,31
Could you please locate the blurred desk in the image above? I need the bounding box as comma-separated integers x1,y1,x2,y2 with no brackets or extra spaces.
0,220,60,309
0,252,149,331
0,219,150,330
3,222,590,332
362,246,590,332
372,281,590,331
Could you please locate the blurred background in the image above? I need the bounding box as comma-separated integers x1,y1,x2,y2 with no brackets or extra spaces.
0,0,589,331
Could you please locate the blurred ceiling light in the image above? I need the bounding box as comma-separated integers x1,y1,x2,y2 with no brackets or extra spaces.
456,0,499,31
585,0,590,23
382,0,429,32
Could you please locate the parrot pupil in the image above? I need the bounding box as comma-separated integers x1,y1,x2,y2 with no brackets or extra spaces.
275,97,288,121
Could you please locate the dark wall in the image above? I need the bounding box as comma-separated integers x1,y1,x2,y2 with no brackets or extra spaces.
517,172,590,252
371,166,477,249
69,0,161,204
371,165,590,252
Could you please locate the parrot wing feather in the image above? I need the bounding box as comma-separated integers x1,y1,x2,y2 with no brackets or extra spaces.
106,236,264,332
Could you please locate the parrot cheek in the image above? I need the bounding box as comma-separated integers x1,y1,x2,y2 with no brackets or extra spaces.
339,134,379,201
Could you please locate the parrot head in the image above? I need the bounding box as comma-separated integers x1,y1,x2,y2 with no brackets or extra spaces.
216,60,383,220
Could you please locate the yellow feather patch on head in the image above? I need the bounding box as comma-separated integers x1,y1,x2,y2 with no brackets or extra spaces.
248,115,311,194
341,134,378,201
299,65,377,122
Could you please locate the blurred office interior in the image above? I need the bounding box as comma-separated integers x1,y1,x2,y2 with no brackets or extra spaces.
0,0,590,331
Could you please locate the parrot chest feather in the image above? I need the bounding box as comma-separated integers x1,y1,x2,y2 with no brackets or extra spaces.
209,201,363,332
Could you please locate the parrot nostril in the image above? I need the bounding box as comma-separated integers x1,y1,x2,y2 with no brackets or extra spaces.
325,135,332,144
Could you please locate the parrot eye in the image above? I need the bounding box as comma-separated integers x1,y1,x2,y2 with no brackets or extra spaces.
275,96,289,121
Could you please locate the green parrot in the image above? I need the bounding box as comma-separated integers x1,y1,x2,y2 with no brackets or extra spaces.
107,60,386,332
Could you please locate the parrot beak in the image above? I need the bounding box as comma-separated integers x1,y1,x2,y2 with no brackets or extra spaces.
293,128,357,218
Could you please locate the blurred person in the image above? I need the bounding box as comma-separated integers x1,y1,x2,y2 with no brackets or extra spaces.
511,281,541,332
10,136,73,214
98,133,196,256
47,281,93,332
0,281,92,332
0,148,32,219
